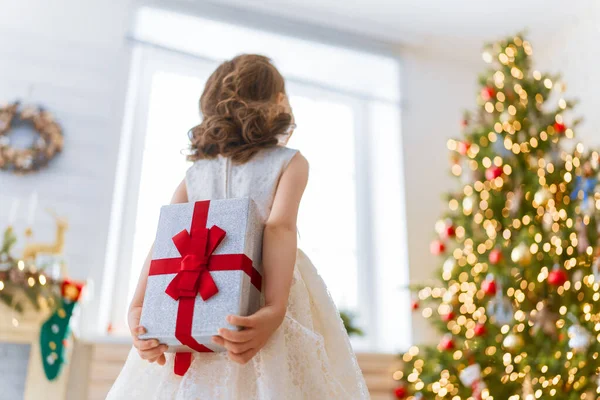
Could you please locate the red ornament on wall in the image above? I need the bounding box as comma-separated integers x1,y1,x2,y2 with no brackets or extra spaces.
474,323,487,337
411,300,420,311
485,166,503,181
430,240,446,255
481,86,496,101
489,248,503,265
554,122,566,134
548,268,568,286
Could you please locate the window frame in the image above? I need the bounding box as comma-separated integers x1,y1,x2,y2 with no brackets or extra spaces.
107,48,217,333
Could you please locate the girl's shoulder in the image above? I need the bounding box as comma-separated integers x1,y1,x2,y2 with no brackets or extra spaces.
255,145,300,166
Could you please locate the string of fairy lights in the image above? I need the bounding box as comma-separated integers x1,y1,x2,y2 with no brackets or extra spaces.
394,34,600,400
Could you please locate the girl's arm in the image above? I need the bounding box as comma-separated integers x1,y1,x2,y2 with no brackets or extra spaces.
213,152,309,364
129,179,188,364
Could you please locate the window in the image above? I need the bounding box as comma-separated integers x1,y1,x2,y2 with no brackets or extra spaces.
103,6,408,352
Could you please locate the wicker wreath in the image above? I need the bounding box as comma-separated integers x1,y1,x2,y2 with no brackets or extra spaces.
0,101,64,173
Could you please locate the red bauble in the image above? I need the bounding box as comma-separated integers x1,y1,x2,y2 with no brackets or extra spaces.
441,225,456,239
474,323,487,337
430,240,446,255
489,248,503,265
481,86,496,101
440,336,455,351
554,122,566,134
411,300,420,311
442,311,455,322
485,166,503,181
457,141,471,155
548,268,568,286
481,278,497,296
394,386,408,399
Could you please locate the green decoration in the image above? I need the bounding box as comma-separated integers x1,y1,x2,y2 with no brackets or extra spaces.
39,281,82,381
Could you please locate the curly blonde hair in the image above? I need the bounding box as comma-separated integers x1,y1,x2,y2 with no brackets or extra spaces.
187,54,293,163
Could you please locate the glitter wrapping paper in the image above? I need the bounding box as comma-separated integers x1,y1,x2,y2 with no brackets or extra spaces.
139,198,263,352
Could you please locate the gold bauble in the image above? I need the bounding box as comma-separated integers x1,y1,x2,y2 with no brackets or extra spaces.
443,257,456,273
443,288,459,307
533,188,552,206
503,333,524,351
463,196,474,214
511,243,532,266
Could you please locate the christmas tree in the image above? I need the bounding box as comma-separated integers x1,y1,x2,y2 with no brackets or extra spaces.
396,34,600,399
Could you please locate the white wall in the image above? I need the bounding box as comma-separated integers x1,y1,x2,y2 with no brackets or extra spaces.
0,0,133,335
401,47,482,345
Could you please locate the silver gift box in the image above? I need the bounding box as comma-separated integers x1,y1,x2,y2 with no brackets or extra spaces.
139,198,263,352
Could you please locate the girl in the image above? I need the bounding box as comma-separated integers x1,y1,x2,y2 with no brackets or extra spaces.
107,54,369,399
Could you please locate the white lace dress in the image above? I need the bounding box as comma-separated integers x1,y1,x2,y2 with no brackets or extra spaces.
107,146,369,399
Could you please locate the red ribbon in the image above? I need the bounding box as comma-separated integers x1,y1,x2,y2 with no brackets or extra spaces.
148,200,262,376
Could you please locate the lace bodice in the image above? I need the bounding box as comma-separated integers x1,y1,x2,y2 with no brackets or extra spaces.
185,146,298,222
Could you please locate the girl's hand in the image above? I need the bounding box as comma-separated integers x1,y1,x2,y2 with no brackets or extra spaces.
212,305,285,365
129,305,168,365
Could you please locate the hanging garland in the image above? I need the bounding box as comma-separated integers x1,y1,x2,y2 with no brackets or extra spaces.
0,101,64,173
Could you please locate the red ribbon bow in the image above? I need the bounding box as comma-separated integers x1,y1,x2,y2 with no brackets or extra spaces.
165,224,226,302
148,201,262,376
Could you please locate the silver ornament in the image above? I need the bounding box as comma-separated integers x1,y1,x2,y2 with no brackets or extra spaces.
487,290,514,326
568,324,592,352
460,364,482,386
593,258,600,283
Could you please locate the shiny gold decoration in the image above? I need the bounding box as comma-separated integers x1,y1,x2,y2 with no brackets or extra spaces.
533,187,552,207
511,243,532,266
23,210,68,260
503,333,524,351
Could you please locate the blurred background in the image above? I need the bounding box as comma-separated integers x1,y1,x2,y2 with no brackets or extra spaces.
1,0,600,399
